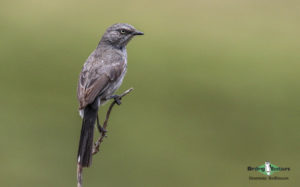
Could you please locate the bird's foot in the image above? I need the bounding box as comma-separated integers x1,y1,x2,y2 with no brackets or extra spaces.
100,127,107,134
97,123,107,135
107,95,122,105
96,115,107,134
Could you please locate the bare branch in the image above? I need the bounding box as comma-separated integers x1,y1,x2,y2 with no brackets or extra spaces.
93,88,133,154
76,88,133,187
77,163,83,187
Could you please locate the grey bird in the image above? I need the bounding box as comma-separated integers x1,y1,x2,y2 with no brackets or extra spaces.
77,23,143,167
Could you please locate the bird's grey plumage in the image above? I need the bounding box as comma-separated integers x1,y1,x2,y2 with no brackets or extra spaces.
77,46,127,110
77,23,143,167
77,23,143,110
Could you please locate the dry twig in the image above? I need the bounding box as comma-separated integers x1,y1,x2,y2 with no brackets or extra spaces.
77,88,133,187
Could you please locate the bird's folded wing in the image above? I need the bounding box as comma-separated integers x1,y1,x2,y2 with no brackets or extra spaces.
77,73,110,109
77,61,125,109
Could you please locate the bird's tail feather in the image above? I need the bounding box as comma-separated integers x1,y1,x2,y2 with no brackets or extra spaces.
77,103,98,167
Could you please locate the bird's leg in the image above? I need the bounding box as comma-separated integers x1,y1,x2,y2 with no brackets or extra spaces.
96,114,106,134
106,95,122,105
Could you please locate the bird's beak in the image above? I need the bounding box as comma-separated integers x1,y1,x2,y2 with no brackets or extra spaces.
133,30,144,35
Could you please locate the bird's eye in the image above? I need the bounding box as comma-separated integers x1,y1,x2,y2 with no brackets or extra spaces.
120,29,126,34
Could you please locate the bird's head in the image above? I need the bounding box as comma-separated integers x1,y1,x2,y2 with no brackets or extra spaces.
100,23,143,49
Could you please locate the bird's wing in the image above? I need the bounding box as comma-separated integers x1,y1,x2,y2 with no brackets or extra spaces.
77,51,125,109
77,72,109,109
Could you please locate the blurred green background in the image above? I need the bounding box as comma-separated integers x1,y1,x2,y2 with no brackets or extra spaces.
0,0,299,186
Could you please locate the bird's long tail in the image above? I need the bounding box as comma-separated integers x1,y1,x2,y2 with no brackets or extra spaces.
77,102,98,167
